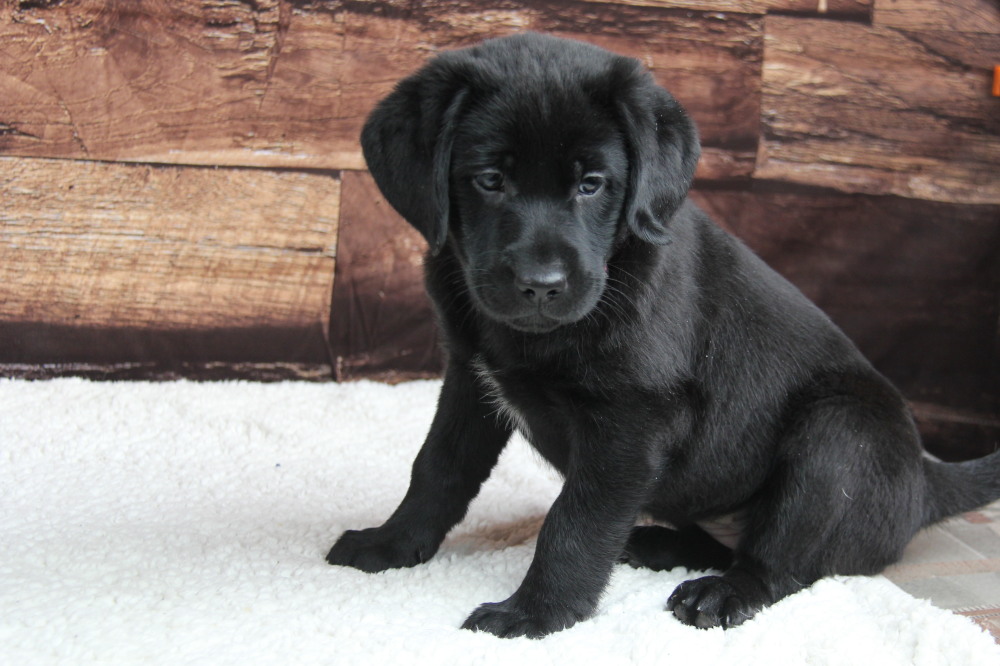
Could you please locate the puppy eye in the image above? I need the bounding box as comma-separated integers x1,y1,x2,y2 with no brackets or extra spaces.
474,171,505,193
578,174,605,196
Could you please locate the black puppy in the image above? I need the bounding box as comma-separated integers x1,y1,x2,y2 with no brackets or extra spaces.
327,33,1000,639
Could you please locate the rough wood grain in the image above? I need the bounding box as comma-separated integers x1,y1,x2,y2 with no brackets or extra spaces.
0,0,314,166
0,0,761,180
0,156,339,332
757,16,1000,203
874,0,1000,34
330,170,442,381
581,0,871,18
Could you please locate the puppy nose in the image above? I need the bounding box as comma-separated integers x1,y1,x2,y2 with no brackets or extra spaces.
515,267,568,303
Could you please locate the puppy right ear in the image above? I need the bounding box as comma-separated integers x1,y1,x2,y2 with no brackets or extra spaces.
360,59,469,255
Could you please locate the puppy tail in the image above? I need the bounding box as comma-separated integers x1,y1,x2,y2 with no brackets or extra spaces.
922,450,1000,526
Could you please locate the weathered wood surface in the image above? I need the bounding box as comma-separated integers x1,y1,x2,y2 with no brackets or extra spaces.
330,170,442,381
873,0,1000,33
0,0,761,180
758,16,1000,204
0,156,339,332
0,0,328,166
582,0,871,17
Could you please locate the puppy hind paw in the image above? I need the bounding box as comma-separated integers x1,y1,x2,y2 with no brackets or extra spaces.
619,525,679,571
619,525,734,572
666,575,763,630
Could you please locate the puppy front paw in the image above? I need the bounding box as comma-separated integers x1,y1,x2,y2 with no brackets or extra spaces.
326,526,438,573
461,597,586,639
666,575,765,629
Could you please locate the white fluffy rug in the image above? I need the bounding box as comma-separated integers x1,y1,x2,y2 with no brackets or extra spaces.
2,378,997,665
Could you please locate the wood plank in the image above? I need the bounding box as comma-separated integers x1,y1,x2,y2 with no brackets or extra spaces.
792,0,871,16
689,186,1000,425
0,320,336,369
330,170,442,381
581,0,764,12
0,0,761,180
757,16,1000,203
0,156,339,334
580,0,871,18
909,402,1000,462
874,0,1000,34
0,361,334,383
0,0,323,167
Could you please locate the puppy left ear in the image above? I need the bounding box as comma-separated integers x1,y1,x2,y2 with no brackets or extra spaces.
360,58,469,255
614,61,700,245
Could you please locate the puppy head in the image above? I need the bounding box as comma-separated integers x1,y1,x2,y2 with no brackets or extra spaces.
362,33,700,333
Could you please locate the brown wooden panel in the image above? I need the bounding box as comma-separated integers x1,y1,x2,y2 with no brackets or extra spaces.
689,186,1000,423
758,16,1000,203
580,0,871,18
330,170,442,381
787,0,870,16
0,0,344,168
874,0,1000,34
910,402,1000,463
0,360,334,382
580,0,763,11
0,156,339,333
0,0,761,180
0,322,335,371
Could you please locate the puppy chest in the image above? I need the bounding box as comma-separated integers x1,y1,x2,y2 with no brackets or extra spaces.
470,355,578,472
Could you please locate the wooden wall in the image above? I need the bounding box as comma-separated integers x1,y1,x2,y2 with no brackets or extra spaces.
1,0,997,458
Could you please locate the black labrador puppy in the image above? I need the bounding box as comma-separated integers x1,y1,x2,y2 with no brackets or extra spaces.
327,33,1000,639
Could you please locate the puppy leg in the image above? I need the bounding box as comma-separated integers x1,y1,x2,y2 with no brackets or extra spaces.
327,362,512,572
666,488,824,629
462,433,655,638
667,399,921,629
621,524,733,572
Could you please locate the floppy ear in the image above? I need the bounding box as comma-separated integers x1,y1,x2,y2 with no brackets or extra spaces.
360,59,469,254
613,62,700,245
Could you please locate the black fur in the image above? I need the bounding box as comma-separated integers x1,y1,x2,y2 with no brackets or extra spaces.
326,33,1000,639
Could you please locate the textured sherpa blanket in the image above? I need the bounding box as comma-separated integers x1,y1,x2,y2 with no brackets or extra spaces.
1,378,997,665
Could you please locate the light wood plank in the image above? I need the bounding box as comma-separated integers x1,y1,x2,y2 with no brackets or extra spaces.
0,156,339,330
874,0,1000,34
757,16,1000,203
